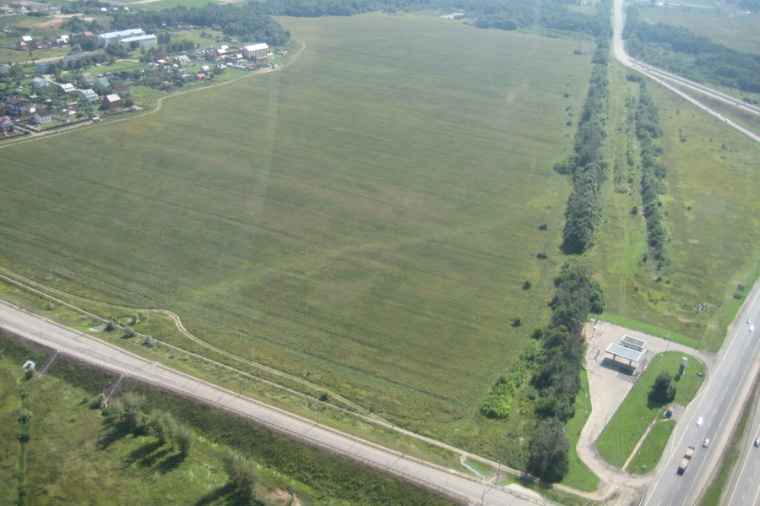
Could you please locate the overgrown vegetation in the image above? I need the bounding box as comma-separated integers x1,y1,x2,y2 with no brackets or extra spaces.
481,264,603,482
631,80,669,269
555,37,611,254
0,332,454,505
624,5,760,92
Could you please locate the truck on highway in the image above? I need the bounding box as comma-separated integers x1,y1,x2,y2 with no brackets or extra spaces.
677,446,696,475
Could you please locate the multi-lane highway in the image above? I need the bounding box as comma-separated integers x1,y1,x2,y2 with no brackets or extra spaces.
612,0,760,144
641,298,760,506
0,300,544,506
726,390,760,506
611,2,760,505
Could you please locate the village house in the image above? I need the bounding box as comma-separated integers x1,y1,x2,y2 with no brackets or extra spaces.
102,93,122,109
58,82,76,95
0,115,14,134
33,108,52,124
32,76,50,88
80,72,95,86
5,97,30,116
111,81,129,95
79,89,98,102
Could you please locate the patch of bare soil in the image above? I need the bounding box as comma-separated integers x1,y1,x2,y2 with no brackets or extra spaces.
34,14,93,29
265,489,303,506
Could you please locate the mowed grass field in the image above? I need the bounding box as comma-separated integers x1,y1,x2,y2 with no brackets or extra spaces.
590,64,760,351
0,15,593,439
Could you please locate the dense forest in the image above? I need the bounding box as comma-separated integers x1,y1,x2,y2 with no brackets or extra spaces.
623,6,760,92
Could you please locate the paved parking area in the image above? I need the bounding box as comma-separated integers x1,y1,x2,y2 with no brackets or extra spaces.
582,321,699,442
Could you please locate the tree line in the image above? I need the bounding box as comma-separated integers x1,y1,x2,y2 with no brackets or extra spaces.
106,0,610,48
110,3,290,45
623,6,760,93
630,79,669,269
555,36,610,254
528,264,603,481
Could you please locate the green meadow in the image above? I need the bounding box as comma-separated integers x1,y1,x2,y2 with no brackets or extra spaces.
0,14,594,447
589,64,760,351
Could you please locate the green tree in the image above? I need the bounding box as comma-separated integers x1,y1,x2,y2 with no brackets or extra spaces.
224,450,255,502
649,372,676,405
175,424,193,456
527,417,569,482
223,449,257,500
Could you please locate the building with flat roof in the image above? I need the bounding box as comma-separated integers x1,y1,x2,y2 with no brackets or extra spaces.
620,335,647,353
98,28,144,47
119,34,157,49
242,43,269,59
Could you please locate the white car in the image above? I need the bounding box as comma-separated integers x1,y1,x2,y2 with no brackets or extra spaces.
703,438,710,447
747,318,751,324
697,417,704,426
755,438,760,448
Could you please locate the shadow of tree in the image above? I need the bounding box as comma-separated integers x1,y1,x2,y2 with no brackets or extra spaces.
157,452,187,474
124,440,169,469
97,423,131,450
195,483,235,506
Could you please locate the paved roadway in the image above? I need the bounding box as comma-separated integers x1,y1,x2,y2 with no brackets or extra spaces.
725,387,760,506
0,300,544,506
612,0,760,145
612,4,760,505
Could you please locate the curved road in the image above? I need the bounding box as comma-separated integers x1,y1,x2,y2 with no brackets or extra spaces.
610,2,760,505
0,300,544,506
612,0,760,144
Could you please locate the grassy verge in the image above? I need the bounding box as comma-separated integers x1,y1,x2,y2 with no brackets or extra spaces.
599,313,700,349
0,281,465,470
0,335,456,505
596,352,705,467
625,419,676,473
561,371,600,491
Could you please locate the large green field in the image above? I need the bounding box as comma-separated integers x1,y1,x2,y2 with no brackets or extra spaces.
0,14,594,446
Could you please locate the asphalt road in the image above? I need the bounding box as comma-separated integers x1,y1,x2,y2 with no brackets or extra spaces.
612,0,760,145
725,387,760,506
612,3,760,504
640,302,760,506
0,300,545,506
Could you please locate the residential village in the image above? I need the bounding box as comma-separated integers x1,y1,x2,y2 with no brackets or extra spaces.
0,7,284,138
